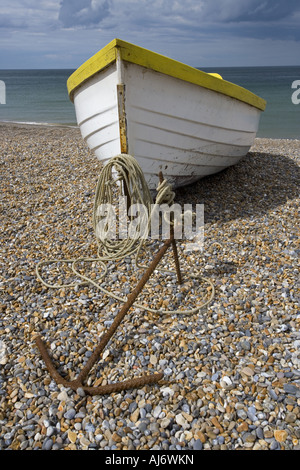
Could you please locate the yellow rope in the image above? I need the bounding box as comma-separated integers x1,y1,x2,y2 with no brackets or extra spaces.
36,154,215,315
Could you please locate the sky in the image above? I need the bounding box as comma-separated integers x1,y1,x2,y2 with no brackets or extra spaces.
1,0,300,69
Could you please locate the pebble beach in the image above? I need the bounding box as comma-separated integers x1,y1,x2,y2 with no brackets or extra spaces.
0,122,299,451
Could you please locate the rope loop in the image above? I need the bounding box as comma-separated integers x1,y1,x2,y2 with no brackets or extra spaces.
36,154,216,315
92,154,153,260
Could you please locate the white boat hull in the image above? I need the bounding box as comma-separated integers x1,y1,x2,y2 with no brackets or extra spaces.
71,44,264,190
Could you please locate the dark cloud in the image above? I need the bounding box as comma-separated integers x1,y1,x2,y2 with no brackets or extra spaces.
192,0,300,42
200,0,300,23
58,0,110,28
160,0,300,43
227,0,299,22
224,21,300,42
56,0,300,43
0,15,27,29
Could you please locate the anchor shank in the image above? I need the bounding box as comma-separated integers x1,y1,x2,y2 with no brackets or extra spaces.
76,237,172,385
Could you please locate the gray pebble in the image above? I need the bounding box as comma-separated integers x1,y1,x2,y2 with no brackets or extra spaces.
268,388,278,400
256,427,264,439
129,401,138,413
84,423,95,433
144,404,152,413
138,422,148,434
153,405,162,418
270,440,280,450
237,409,247,420
76,387,86,397
284,384,300,395
42,438,53,450
46,426,55,437
64,408,76,420
240,340,251,351
211,373,219,381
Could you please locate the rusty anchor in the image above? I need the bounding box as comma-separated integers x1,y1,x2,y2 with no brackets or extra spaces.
35,172,183,396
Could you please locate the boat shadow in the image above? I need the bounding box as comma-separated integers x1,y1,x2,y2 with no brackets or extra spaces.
175,149,300,225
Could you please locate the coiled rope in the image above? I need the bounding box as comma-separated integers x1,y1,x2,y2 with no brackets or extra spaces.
36,154,215,315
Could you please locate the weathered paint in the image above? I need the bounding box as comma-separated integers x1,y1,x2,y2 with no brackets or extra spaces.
117,83,128,153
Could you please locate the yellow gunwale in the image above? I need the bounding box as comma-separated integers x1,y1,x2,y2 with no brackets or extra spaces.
67,38,266,111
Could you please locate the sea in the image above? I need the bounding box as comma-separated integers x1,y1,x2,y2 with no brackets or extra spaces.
0,66,299,139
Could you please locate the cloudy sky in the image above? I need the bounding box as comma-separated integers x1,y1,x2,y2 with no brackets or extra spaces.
1,0,300,69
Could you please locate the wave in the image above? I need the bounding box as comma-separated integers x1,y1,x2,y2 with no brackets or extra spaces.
0,119,77,128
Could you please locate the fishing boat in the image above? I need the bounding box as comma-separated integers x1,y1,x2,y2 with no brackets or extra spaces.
67,39,266,189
